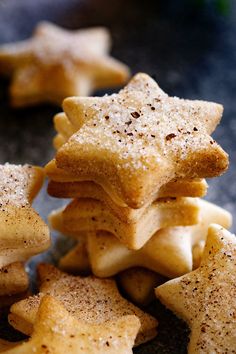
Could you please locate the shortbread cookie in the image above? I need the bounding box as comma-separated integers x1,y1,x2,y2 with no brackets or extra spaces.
51,111,210,214
9,264,158,346
59,197,199,249
87,229,193,278
55,73,228,208
0,164,50,267
48,178,208,208
118,268,165,306
55,191,200,225
51,199,231,278
46,159,208,205
59,241,90,275
85,199,231,277
156,224,236,353
0,262,28,296
0,22,130,107
5,295,140,354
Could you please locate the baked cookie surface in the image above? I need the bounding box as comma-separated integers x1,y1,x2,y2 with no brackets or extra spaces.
56,73,228,208
156,224,236,353
0,22,130,106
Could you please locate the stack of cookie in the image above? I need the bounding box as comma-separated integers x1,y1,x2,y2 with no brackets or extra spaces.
0,164,50,306
45,73,232,305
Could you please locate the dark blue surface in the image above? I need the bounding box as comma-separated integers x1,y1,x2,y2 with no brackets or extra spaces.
0,0,235,352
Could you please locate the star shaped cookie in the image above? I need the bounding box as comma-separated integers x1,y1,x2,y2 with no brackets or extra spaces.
156,224,236,353
87,228,193,279
9,264,157,346
46,159,208,206
60,197,199,249
48,178,208,201
0,21,130,107
50,111,208,200
49,112,207,204
0,164,50,267
56,73,228,208
5,295,140,354
50,199,231,278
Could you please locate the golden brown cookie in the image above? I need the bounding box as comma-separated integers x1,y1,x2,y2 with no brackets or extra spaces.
156,224,236,353
9,264,158,346
46,158,208,206
87,228,193,278
55,73,227,208
5,295,140,354
59,197,199,249
85,200,231,277
0,164,50,267
0,22,130,107
51,199,231,279
48,178,208,205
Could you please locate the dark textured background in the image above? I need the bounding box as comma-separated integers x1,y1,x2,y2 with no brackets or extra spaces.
0,0,235,352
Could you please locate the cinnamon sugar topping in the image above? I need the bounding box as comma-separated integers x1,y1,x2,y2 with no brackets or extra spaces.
0,163,33,208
